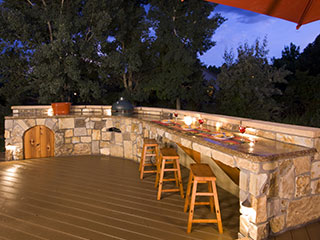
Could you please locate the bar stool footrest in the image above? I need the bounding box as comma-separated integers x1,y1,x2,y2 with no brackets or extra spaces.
143,170,157,173
195,202,211,206
162,178,177,182
192,219,218,223
143,163,156,166
163,168,178,172
196,192,215,197
161,188,180,193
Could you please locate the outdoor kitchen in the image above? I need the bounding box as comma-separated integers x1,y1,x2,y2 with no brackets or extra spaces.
3,104,320,240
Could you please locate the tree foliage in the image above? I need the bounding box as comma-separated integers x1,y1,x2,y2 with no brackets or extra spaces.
215,38,288,120
273,34,320,127
0,0,129,104
298,34,320,76
0,0,222,109
147,0,224,109
102,0,151,102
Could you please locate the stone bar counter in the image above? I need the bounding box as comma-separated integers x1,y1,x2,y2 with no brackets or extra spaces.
4,105,320,240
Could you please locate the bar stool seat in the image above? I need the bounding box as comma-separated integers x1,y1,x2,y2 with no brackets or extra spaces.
184,163,223,234
139,138,159,180
155,147,184,200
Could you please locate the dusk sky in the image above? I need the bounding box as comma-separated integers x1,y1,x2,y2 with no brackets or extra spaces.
1,1,318,68
200,4,320,67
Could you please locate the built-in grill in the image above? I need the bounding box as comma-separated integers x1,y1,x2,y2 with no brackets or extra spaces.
111,97,134,116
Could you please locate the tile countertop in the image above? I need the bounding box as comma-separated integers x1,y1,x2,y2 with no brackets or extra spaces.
148,120,317,163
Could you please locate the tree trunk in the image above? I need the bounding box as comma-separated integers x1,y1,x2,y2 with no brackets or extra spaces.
128,70,133,92
176,97,181,110
122,73,128,89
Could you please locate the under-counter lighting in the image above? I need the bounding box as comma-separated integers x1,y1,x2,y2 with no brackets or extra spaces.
249,147,254,153
241,197,257,226
248,137,256,153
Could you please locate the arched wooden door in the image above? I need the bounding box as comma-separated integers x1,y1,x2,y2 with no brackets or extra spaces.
24,125,54,159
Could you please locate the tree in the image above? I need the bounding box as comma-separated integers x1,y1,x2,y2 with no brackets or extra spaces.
272,43,300,74
0,41,35,104
148,0,224,109
215,38,288,121
102,0,151,102
273,34,320,126
298,34,320,76
0,0,124,104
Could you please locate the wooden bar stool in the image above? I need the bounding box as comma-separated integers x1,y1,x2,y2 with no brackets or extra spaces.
155,148,184,200
139,138,159,180
184,163,223,234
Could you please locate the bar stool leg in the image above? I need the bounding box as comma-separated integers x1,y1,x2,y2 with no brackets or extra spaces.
173,160,179,187
187,180,198,233
157,158,166,200
176,159,184,198
208,180,214,212
139,146,147,179
154,154,161,188
212,180,223,234
139,144,146,172
184,170,193,212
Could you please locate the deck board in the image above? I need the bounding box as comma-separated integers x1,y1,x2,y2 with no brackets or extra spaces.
0,155,239,240
290,227,309,240
306,221,320,240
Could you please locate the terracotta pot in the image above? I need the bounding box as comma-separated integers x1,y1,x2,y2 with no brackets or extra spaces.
51,102,71,115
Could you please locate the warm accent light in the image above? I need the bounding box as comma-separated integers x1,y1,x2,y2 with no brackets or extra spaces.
246,127,256,133
106,109,112,116
6,145,17,151
241,197,257,224
184,116,193,127
5,145,17,161
6,165,22,177
216,122,222,131
47,107,54,116
192,117,196,126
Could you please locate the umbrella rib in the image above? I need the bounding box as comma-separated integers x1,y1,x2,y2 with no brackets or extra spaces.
296,0,314,29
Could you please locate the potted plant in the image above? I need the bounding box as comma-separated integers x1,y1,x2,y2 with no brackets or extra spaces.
51,102,71,115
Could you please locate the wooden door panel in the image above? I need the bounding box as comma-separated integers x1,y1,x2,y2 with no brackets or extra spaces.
40,125,54,157
24,126,54,159
24,126,38,159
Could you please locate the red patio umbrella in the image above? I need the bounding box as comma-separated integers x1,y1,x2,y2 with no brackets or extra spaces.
203,0,320,29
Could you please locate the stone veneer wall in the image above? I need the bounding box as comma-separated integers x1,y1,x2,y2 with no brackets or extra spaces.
5,105,320,240
5,116,143,161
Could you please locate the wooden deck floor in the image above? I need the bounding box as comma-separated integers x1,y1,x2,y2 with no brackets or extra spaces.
269,221,320,240
0,155,239,240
